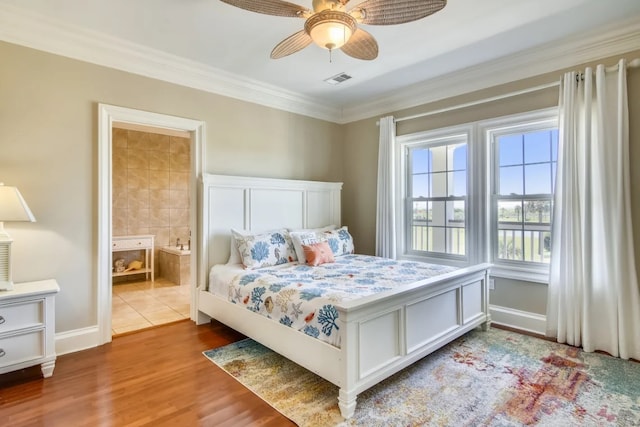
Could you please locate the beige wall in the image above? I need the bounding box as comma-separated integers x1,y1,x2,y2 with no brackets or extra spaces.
0,41,343,333
2,37,639,335
342,49,640,316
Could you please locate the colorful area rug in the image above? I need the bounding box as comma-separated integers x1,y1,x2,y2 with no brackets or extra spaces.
203,328,640,426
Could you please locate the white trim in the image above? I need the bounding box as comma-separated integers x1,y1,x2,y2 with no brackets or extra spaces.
97,104,205,346
490,266,550,284
489,305,546,336
0,3,639,124
342,17,640,123
0,3,339,123
55,326,101,356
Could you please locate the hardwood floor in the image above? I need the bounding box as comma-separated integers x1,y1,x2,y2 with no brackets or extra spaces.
0,320,296,427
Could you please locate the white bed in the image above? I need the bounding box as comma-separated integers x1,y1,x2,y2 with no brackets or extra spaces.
196,174,491,419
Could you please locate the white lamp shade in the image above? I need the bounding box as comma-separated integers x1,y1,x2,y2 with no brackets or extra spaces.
309,21,353,50
0,184,36,222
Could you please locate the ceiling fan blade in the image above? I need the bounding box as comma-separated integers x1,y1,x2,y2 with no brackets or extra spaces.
271,30,313,59
350,0,446,25
340,28,378,60
220,0,309,18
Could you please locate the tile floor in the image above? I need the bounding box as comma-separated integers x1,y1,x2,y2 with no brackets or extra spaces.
112,278,190,336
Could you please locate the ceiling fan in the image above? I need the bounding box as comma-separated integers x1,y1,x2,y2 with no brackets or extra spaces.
220,0,447,60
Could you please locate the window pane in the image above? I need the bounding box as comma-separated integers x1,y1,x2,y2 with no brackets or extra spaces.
412,174,429,198
452,144,466,171
497,229,523,261
499,134,522,166
551,130,558,161
430,201,445,227
525,164,551,195
448,171,466,196
524,131,551,164
499,166,523,195
448,200,465,255
430,227,446,253
412,149,431,174
498,200,523,223
430,146,447,173
552,162,557,193
411,223,429,251
431,172,447,197
451,200,465,223
412,201,427,221
524,200,552,224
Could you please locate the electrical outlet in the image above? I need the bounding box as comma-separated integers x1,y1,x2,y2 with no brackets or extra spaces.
489,278,495,290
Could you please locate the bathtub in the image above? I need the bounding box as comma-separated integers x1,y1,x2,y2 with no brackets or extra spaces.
158,246,191,285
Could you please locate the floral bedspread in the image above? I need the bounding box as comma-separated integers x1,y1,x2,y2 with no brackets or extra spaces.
212,254,458,348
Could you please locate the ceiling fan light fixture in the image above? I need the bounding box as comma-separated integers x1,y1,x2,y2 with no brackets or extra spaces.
305,10,357,51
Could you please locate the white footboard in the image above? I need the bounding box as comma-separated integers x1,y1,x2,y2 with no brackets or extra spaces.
336,263,490,418
198,263,490,419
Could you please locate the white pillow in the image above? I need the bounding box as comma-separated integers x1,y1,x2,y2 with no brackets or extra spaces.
288,224,337,234
227,229,250,265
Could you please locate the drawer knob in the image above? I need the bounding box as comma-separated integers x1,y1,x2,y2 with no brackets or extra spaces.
0,315,4,325
0,349,5,358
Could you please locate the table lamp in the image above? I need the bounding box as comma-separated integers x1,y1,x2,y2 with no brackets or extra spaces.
0,183,36,291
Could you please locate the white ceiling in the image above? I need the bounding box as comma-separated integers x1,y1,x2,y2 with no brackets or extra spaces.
1,0,640,123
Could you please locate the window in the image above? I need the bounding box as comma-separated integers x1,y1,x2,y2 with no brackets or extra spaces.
396,109,558,281
486,113,558,274
403,130,469,261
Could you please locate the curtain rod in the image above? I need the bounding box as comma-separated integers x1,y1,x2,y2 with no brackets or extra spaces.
392,81,559,124
389,58,639,125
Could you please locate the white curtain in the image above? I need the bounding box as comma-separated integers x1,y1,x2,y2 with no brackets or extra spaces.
375,116,397,259
547,59,640,360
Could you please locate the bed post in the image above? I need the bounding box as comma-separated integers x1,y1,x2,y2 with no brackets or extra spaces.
337,308,359,418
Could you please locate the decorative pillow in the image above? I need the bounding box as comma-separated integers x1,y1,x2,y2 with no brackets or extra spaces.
232,229,296,269
227,228,294,265
302,241,335,266
290,231,325,263
320,226,355,257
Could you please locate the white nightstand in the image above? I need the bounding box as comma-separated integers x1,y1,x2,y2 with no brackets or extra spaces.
0,279,59,378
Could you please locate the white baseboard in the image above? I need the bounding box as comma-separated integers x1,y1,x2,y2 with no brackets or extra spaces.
489,305,546,336
55,326,102,356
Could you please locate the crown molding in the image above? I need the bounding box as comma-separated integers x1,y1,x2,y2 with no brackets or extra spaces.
340,17,640,123
0,3,342,123
1,3,639,125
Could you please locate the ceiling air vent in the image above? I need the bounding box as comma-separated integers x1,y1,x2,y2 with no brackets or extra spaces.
324,72,352,85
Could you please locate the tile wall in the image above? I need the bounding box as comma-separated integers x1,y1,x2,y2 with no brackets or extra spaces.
112,128,191,273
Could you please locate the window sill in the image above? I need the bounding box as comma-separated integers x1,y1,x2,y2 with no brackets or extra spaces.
490,265,549,284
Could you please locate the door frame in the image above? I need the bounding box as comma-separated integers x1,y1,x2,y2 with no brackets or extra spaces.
97,104,205,345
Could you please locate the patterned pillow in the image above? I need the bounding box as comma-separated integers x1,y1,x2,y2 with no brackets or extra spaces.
232,229,296,269
302,241,335,266
320,226,355,257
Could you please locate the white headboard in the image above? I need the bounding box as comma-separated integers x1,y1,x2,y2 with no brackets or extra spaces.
198,174,342,288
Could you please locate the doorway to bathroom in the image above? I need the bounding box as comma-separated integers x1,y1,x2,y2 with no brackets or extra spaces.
110,123,193,335
97,104,205,345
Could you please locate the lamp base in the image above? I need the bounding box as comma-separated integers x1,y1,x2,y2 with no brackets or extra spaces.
0,280,14,291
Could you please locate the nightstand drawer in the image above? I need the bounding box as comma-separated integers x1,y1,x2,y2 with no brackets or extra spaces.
0,330,44,367
112,237,153,251
0,300,43,333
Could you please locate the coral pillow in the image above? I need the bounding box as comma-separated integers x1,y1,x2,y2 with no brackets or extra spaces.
302,241,335,266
